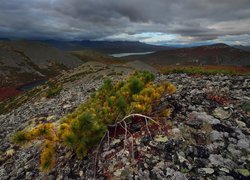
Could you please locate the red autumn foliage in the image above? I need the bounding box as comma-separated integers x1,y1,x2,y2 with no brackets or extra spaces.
207,93,231,105
0,87,22,100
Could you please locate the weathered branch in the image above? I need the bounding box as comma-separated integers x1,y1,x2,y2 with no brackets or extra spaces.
121,113,159,125
108,113,158,128
145,117,152,139
94,113,158,178
94,132,107,179
119,120,134,158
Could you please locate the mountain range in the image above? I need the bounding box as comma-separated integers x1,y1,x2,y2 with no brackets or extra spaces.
125,43,250,67
24,40,173,54
0,40,249,94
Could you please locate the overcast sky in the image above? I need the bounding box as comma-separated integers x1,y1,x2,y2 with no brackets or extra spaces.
0,0,250,45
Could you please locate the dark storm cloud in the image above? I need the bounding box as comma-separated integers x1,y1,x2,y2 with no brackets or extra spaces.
0,0,249,44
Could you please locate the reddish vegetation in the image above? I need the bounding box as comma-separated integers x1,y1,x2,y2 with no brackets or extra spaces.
157,65,250,74
171,45,238,56
155,44,249,59
0,87,22,100
203,65,250,73
207,94,231,105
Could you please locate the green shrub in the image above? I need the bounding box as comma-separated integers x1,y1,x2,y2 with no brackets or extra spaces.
46,85,62,98
12,131,29,145
13,71,176,171
129,77,144,94
162,66,249,75
116,95,127,115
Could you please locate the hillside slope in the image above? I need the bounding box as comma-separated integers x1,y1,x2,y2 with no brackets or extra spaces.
234,45,250,52
70,49,125,64
0,41,83,87
128,44,250,67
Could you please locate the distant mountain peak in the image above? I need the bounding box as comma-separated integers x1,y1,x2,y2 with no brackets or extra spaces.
206,43,230,49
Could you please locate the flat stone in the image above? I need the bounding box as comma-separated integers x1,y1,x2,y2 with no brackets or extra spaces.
236,120,246,128
210,130,224,141
114,168,124,176
209,154,224,166
235,129,246,139
217,176,234,180
209,154,236,170
190,111,220,125
79,171,84,177
177,152,187,163
173,171,187,180
228,137,237,143
165,168,175,177
156,161,165,170
220,168,230,173
213,107,232,120
237,138,249,150
198,168,214,175
5,149,15,157
154,135,168,143
111,139,121,146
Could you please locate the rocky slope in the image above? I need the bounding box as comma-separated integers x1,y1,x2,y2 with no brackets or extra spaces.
0,64,249,179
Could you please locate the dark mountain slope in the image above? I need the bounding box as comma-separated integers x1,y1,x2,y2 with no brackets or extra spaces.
234,45,250,52
128,43,250,67
41,40,173,54
0,41,83,87
70,49,125,64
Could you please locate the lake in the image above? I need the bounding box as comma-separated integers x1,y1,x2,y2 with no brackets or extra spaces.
110,51,154,58
17,79,47,91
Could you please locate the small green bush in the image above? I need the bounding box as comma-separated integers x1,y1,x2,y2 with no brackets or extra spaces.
46,85,62,98
162,66,249,75
12,131,29,145
13,71,176,171
129,77,144,94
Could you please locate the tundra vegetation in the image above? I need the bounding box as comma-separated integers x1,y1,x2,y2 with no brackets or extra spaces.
160,66,250,75
13,71,176,171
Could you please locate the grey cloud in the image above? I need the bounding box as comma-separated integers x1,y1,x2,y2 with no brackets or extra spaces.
0,0,249,44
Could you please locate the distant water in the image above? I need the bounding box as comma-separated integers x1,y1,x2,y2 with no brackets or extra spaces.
17,79,47,91
110,51,154,58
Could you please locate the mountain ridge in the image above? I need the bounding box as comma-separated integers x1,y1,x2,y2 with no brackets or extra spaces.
0,40,83,87
125,43,250,67
35,40,174,53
